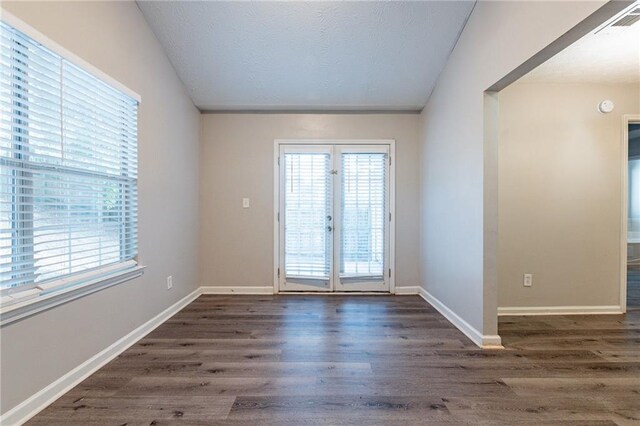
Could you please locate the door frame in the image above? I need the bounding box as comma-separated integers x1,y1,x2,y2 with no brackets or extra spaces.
621,115,640,313
273,139,396,294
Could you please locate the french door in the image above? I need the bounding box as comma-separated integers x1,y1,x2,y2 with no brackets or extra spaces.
277,143,391,292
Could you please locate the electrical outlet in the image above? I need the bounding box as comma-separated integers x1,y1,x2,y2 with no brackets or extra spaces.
523,274,533,287
166,276,173,290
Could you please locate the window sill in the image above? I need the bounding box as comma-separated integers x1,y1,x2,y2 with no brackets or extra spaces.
0,263,145,327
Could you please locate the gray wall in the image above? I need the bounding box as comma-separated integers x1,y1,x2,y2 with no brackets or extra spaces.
0,1,200,414
498,82,640,309
418,1,607,337
199,114,421,290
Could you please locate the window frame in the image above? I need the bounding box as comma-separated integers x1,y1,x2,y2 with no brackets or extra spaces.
0,12,144,326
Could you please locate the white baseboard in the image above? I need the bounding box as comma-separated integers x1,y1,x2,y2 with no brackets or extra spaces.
417,287,502,349
0,288,202,426
199,285,422,296
394,286,421,295
498,305,623,316
200,286,274,295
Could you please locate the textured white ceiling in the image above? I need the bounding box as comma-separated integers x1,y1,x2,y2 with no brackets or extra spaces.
520,23,640,84
136,1,475,111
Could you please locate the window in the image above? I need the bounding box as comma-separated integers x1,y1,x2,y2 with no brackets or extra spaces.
0,19,140,312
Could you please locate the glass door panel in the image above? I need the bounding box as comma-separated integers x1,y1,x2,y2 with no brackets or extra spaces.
279,146,333,291
334,146,389,292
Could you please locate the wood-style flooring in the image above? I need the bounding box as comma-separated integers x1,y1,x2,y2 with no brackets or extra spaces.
628,269,640,310
27,295,640,425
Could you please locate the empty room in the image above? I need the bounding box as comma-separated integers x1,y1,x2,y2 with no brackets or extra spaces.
0,1,639,425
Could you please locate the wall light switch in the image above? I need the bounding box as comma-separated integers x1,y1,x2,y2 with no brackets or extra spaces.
167,276,173,290
242,198,250,209
523,274,533,287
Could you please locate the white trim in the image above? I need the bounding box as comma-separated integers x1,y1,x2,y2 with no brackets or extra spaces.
275,139,395,146
0,288,201,426
0,10,141,102
389,141,396,295
273,144,281,295
418,288,503,349
278,291,395,296
621,115,640,314
394,286,421,295
200,286,274,295
1,264,145,327
273,139,396,295
498,305,624,316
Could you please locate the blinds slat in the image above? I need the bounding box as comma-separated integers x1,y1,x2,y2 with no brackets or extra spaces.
63,83,137,130
1,236,137,254
3,250,136,283
0,145,137,175
0,160,138,182
0,146,137,176
1,241,137,266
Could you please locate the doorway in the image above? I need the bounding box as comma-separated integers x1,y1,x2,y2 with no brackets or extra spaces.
626,120,640,311
274,141,395,293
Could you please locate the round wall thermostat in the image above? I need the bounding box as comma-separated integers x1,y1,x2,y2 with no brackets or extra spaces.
597,100,615,113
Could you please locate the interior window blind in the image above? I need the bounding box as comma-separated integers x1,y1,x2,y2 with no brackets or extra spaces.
284,152,331,279
340,152,386,278
0,21,138,293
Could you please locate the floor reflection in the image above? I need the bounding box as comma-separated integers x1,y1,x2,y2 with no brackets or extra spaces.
628,269,640,310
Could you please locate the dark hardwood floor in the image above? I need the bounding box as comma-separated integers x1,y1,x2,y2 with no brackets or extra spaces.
27,295,640,425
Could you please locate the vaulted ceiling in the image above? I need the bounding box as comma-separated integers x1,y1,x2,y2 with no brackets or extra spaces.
136,1,475,111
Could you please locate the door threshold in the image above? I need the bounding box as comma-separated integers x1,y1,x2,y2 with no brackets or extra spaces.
277,291,392,295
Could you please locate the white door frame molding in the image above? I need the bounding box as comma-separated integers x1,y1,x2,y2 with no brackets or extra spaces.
621,115,640,313
273,139,396,294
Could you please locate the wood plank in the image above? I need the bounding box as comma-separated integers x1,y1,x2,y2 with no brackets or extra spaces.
28,396,235,422
227,395,454,421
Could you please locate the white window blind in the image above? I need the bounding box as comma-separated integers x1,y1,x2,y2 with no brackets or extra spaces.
284,152,331,279
0,21,138,293
340,152,386,278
